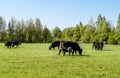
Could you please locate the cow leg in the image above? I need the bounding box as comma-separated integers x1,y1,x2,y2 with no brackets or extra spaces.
79,51,82,55
63,51,66,56
95,46,98,50
92,45,95,50
16,45,19,48
69,51,71,56
100,47,102,50
9,45,12,48
17,45,19,48
53,47,55,50
58,49,62,55
75,51,77,55
72,51,74,56
58,46,59,49
6,45,9,48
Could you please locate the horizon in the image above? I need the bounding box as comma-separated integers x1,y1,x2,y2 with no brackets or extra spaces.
0,0,120,30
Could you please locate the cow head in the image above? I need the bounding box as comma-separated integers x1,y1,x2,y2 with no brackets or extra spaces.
49,46,52,50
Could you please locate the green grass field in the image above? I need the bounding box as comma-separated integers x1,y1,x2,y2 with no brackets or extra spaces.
0,43,120,78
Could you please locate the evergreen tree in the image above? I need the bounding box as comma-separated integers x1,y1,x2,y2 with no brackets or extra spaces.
0,16,6,42
20,20,26,42
25,19,36,42
102,21,109,33
96,14,104,32
35,18,43,42
116,13,120,34
8,17,16,41
88,17,95,27
42,25,52,43
15,21,21,41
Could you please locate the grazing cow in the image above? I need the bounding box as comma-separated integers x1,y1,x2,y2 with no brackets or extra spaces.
12,41,21,47
5,41,13,48
92,42,104,50
49,41,60,50
5,41,21,48
59,41,82,55
59,47,73,56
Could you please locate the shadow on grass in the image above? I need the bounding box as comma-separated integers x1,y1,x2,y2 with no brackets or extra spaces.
92,49,114,51
71,54,90,57
102,49,114,51
81,55,90,57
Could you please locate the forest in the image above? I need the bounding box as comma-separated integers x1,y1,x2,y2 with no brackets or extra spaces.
0,14,120,44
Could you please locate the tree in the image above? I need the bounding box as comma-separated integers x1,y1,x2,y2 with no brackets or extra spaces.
20,20,26,42
14,20,26,42
61,27,74,41
116,13,120,34
73,24,80,41
95,15,110,42
35,18,43,42
73,22,83,41
80,25,95,43
8,17,16,41
15,21,21,41
96,14,104,32
24,19,36,42
108,27,116,44
42,25,52,43
27,19,36,42
102,21,111,33
88,17,95,27
52,26,62,40
0,16,6,42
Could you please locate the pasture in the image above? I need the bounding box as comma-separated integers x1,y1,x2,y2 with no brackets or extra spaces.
0,43,120,78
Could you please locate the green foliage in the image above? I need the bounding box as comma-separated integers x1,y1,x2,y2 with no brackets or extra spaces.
61,27,74,41
0,16,6,42
42,26,52,43
96,14,104,32
0,17,53,43
52,27,62,40
116,13,120,34
73,24,80,41
35,18,43,42
108,34,117,44
1,14,120,44
80,34,90,43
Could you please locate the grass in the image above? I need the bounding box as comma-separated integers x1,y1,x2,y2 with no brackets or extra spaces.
0,43,120,78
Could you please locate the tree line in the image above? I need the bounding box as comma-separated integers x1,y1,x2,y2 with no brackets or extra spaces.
0,17,52,43
0,14,120,44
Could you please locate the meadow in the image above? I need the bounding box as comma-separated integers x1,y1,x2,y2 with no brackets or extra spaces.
0,43,120,78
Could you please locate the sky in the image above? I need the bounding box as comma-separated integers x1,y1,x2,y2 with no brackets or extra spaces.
0,0,120,30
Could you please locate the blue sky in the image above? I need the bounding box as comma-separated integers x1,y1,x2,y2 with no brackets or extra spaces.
0,0,120,30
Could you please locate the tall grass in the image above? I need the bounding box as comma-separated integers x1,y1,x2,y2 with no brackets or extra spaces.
0,43,120,78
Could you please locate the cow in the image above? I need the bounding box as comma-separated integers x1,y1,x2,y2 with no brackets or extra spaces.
58,41,82,56
12,41,21,47
5,41,21,48
49,41,60,50
92,42,104,50
5,41,13,48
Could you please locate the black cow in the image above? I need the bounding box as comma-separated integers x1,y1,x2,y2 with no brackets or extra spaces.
92,42,104,50
5,41,13,48
12,41,21,47
59,41,82,55
49,41,60,50
5,41,21,48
